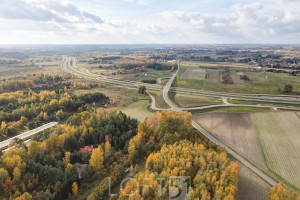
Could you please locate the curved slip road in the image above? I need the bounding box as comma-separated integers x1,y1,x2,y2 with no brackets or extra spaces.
63,57,280,186
62,57,300,106
160,62,277,186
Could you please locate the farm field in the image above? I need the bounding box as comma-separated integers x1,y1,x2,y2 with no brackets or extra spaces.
180,68,206,80
111,73,142,81
251,112,300,191
169,92,222,107
207,71,220,82
181,61,255,69
237,164,270,200
228,99,300,107
193,112,267,171
231,73,244,84
177,63,300,94
120,100,153,121
207,106,272,113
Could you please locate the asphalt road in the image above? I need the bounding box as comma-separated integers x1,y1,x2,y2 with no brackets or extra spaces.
0,122,58,151
63,57,281,186
62,57,164,91
62,57,300,106
160,63,278,186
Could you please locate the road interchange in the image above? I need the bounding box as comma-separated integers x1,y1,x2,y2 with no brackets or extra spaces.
62,57,291,186
62,57,300,108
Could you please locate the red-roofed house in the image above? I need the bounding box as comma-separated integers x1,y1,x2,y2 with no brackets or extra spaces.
79,146,94,153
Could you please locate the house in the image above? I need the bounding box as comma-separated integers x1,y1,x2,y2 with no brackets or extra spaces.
79,146,94,153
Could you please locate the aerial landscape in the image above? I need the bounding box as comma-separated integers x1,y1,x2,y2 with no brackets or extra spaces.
0,0,300,200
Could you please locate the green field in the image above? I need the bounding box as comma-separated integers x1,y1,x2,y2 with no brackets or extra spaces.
228,99,262,105
160,78,169,85
139,69,172,82
177,62,300,94
120,100,153,121
169,92,222,107
148,90,170,109
251,112,300,191
210,106,272,113
74,86,150,108
74,87,153,122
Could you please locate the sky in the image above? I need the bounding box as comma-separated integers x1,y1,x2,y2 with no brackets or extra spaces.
0,0,300,44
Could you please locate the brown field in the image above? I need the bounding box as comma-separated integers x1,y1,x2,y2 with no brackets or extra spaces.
251,112,300,190
182,61,255,69
237,164,270,200
180,69,206,80
231,74,244,84
193,112,267,171
207,71,220,82
120,73,142,81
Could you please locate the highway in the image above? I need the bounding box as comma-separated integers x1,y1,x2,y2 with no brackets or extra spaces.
61,57,164,91
0,122,58,151
62,56,283,186
62,57,300,107
160,62,278,186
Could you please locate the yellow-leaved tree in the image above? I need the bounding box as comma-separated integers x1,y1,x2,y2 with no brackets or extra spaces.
104,136,111,155
89,145,104,172
269,183,299,200
72,182,78,195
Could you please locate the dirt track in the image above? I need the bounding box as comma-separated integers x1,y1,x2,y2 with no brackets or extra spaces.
193,112,267,171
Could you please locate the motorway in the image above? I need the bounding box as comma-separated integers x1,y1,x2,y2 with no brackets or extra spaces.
0,122,58,151
62,57,300,107
62,57,164,91
161,62,278,186
62,57,283,185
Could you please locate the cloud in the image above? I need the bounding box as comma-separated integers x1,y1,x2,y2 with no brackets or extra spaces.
159,3,300,42
283,0,300,2
123,0,148,6
0,1,299,44
0,0,103,24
